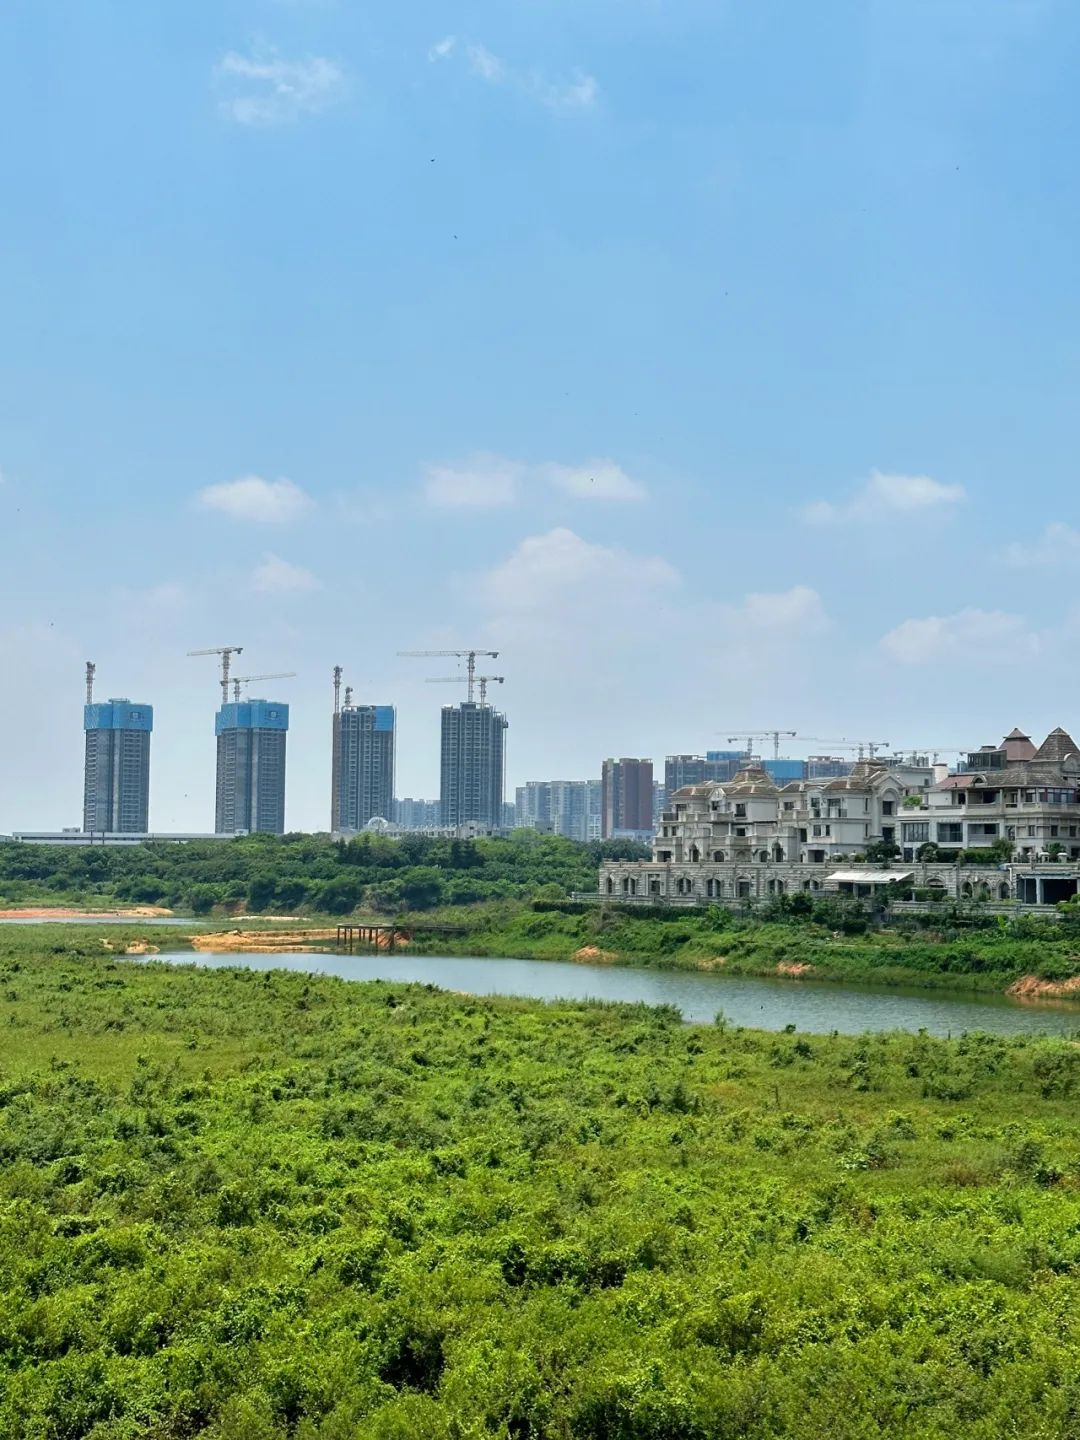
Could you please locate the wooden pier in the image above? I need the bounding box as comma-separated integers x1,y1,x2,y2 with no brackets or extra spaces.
335,922,470,953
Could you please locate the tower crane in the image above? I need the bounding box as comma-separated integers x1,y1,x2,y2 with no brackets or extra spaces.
798,736,891,761
724,730,797,760
230,673,296,702
188,646,244,704
85,661,96,705
398,648,499,702
426,675,505,704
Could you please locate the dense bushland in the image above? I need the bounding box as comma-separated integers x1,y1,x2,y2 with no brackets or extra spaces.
0,833,646,916
3,932,1080,1435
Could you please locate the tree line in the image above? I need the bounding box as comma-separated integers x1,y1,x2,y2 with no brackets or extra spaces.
0,832,649,915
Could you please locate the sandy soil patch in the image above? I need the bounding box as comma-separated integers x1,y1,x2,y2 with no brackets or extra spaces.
776,961,814,977
572,946,619,965
1008,974,1080,1001
0,905,174,920
190,929,339,953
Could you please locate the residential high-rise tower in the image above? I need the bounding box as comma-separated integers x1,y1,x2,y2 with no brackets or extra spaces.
332,703,396,832
600,757,654,838
215,699,289,835
83,698,153,833
440,701,508,830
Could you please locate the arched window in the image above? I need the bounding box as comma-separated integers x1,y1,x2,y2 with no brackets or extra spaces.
758,851,769,864
961,881,973,900
773,845,784,863
999,882,1010,901
628,878,637,896
690,846,701,863
606,876,614,895
713,850,725,863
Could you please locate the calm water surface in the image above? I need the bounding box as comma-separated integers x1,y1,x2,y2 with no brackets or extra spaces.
158,950,1080,1038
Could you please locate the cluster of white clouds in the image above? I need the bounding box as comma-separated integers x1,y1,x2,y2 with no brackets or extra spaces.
423,455,645,508
214,33,598,129
195,476,320,593
216,50,345,126
189,460,1079,683
428,36,599,114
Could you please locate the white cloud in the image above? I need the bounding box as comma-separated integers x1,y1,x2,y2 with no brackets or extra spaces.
879,607,1037,664
216,49,345,126
422,454,645,507
197,475,313,524
1005,522,1080,568
718,585,830,636
483,528,678,613
423,455,523,509
428,35,599,113
537,459,645,502
802,470,966,525
250,553,321,593
428,36,457,61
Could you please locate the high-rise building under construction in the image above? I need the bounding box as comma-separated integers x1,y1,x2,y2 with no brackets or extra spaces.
83,698,153,832
331,703,396,832
440,701,508,830
215,699,289,834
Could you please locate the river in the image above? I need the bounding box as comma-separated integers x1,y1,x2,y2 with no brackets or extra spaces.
158,950,1080,1038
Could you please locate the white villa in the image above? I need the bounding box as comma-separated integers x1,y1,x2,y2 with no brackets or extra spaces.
598,729,1080,908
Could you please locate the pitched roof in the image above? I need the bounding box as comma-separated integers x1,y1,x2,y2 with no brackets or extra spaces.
1034,727,1080,763
723,764,778,796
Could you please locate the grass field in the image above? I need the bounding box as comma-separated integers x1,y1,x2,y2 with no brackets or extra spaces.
3,928,1080,1436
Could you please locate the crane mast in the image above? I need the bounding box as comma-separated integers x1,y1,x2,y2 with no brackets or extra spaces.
398,648,499,702
187,646,245,704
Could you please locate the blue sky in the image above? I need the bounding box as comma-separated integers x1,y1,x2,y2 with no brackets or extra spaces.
2,0,1079,832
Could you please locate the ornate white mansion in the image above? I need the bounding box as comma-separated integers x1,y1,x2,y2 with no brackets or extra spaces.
598,728,1080,908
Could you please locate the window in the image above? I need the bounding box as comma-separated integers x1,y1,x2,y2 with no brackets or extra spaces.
937,822,963,844
902,822,930,843
783,801,794,812
882,800,895,816
734,804,746,818
812,824,821,837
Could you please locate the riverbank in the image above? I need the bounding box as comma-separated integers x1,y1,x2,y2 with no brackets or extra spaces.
389,900,1080,995
4,941,1080,1436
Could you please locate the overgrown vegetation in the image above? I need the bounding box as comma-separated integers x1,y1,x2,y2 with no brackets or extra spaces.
0,834,646,917
3,932,1080,1436
403,897,1080,990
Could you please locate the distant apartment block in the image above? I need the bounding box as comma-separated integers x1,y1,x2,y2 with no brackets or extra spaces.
332,704,395,832
665,753,744,802
215,699,289,835
394,798,441,830
441,702,508,830
601,757,654,839
516,780,595,841
807,755,854,780
586,779,603,841
83,699,153,833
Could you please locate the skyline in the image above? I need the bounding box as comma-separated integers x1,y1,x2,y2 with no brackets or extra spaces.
4,0,1080,829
